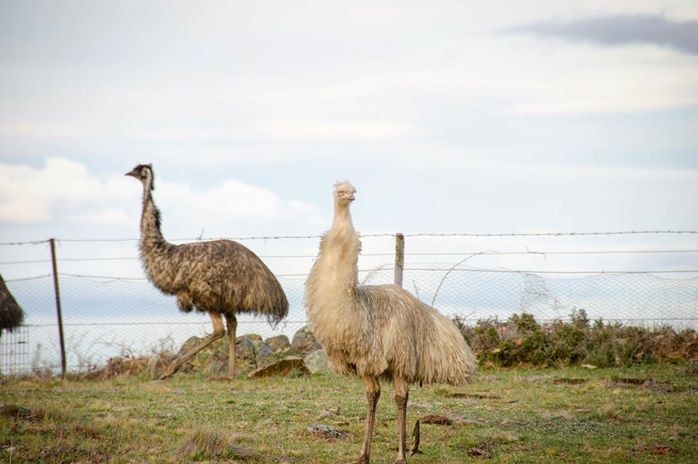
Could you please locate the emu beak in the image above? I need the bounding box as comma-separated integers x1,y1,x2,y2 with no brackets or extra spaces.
349,193,355,201
125,167,139,178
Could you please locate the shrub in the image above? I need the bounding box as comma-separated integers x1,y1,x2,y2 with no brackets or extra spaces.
456,310,697,368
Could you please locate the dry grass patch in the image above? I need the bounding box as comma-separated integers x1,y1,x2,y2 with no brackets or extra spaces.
178,427,259,461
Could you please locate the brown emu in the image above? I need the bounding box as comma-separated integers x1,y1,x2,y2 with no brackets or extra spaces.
126,164,288,379
0,273,24,335
305,182,476,464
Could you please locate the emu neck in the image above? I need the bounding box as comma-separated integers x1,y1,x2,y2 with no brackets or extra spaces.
331,202,354,235
317,200,360,291
305,197,365,353
140,189,167,251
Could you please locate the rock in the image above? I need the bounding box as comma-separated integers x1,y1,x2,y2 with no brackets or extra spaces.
255,343,276,367
247,357,309,379
306,424,348,440
291,325,321,354
236,334,276,368
165,332,278,377
467,446,492,458
237,333,263,344
176,335,203,358
202,354,227,376
235,338,257,365
265,335,291,353
181,337,228,376
304,349,332,374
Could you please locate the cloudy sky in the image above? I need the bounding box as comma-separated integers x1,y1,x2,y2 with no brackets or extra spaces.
1,0,697,282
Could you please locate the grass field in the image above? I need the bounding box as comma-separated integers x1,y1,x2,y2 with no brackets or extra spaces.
1,364,696,463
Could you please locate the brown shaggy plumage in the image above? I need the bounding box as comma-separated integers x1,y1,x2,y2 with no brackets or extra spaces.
126,164,288,378
305,181,476,464
0,273,24,334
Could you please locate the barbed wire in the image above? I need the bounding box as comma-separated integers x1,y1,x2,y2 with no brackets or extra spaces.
58,273,147,282
25,320,311,327
6,266,697,283
2,229,697,246
2,248,697,266
401,230,698,238
0,239,51,246
3,274,53,283
405,267,698,275
20,318,697,329
445,318,698,323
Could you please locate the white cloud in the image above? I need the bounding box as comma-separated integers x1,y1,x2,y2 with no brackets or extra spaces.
0,158,320,235
150,178,324,239
0,158,104,223
159,179,282,222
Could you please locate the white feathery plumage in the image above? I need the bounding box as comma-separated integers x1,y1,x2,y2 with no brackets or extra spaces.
305,181,476,463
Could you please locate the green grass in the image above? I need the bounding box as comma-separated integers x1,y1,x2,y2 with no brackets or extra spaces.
1,364,696,463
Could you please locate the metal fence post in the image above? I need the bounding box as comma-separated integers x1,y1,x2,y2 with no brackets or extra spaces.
49,238,66,378
394,233,404,287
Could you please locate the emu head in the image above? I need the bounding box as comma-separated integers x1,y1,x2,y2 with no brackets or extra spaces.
125,164,155,191
334,181,356,206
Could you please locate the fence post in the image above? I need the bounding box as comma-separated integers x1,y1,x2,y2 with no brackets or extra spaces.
49,238,66,378
394,233,404,287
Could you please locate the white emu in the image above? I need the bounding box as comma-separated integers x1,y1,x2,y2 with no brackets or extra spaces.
305,182,477,464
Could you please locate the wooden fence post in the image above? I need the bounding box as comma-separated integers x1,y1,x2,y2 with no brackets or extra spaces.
49,238,66,378
394,233,404,287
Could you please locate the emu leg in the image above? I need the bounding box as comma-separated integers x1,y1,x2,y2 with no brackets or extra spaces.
358,376,381,464
225,314,238,377
394,376,409,464
159,312,225,380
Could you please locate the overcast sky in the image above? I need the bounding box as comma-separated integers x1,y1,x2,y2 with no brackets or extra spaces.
1,0,697,282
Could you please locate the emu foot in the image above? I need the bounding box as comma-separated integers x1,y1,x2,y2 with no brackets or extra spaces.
354,454,369,464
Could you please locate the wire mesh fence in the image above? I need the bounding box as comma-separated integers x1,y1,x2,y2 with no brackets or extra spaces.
1,231,697,375
0,326,29,376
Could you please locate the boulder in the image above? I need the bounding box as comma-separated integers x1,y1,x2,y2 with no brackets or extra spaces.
304,349,332,374
265,335,291,353
291,325,321,354
180,337,229,376
247,357,309,379
235,337,257,365
255,342,276,367
237,334,276,368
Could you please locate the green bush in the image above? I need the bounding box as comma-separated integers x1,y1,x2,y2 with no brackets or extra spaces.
454,310,697,368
